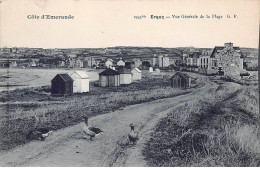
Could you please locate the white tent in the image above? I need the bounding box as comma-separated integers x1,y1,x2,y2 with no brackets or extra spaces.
70,70,89,93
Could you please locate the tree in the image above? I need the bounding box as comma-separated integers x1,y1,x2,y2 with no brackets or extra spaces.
142,61,151,68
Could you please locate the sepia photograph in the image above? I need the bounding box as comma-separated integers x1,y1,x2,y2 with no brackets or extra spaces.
0,0,259,167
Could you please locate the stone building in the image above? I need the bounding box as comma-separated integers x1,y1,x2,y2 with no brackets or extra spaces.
210,42,244,76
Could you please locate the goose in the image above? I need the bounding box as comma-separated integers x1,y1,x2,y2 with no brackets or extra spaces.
82,116,103,141
35,128,53,141
26,112,53,141
128,123,139,144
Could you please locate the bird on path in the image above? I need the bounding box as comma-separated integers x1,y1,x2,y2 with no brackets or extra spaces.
128,123,139,144
82,116,103,141
26,112,53,141
35,128,53,141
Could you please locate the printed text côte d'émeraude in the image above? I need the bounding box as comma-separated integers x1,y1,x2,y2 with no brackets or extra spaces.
27,15,74,19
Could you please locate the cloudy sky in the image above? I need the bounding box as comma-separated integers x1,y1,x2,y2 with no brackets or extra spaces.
0,0,259,48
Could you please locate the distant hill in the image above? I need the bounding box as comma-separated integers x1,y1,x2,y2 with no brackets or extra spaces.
105,46,183,60
0,46,257,61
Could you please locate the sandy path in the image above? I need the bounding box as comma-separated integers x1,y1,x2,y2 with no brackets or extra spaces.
0,76,217,167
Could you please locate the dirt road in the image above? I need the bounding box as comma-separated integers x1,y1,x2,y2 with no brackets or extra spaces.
0,76,218,167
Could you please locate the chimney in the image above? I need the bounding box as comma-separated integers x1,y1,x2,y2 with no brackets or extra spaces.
224,42,233,48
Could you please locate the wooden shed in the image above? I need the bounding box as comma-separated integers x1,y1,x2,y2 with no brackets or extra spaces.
131,68,142,81
51,74,73,95
170,72,191,89
99,68,120,87
70,70,89,93
118,67,133,85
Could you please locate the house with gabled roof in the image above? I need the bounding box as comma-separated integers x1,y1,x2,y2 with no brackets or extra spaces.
84,56,97,68
186,51,201,67
75,58,84,68
210,42,244,76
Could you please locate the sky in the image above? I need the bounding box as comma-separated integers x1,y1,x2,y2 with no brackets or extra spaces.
0,0,259,48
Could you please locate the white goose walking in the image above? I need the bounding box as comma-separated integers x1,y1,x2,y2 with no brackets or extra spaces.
82,116,103,141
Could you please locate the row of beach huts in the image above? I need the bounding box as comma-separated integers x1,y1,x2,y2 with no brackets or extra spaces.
51,67,142,95
51,67,191,95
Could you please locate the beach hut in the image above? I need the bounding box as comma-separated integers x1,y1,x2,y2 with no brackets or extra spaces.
116,58,125,66
170,72,191,89
118,67,133,85
99,68,120,87
70,70,89,93
51,74,73,95
155,68,160,73
149,67,153,72
131,68,142,81
105,59,113,68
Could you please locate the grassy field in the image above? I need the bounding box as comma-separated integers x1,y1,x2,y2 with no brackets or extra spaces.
0,70,195,150
142,82,259,166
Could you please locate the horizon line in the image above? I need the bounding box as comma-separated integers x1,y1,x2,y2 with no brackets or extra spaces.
0,45,258,49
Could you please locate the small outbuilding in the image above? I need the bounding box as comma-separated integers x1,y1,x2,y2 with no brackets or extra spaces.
70,71,89,93
105,59,113,68
118,67,133,85
170,72,191,89
99,68,120,87
51,74,73,95
155,68,160,73
131,68,142,81
116,58,125,66
149,67,153,72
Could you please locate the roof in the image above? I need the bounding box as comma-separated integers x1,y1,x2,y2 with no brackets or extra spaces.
99,59,113,64
117,67,132,74
132,68,141,73
183,47,196,53
170,72,191,80
189,51,202,58
99,68,120,76
52,74,73,82
115,58,125,63
213,46,240,50
71,70,89,79
105,59,113,63
210,46,243,58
